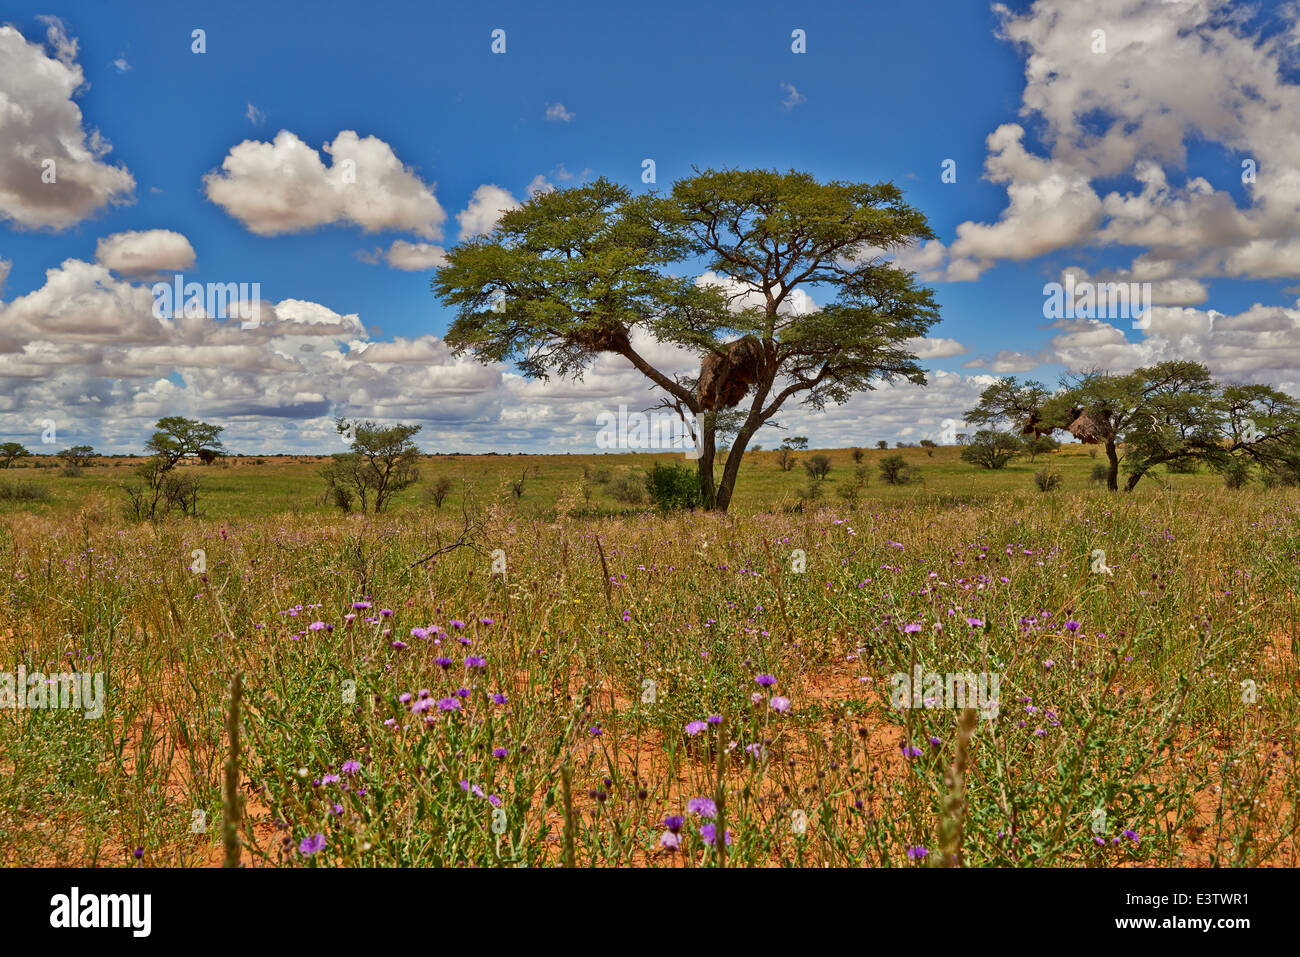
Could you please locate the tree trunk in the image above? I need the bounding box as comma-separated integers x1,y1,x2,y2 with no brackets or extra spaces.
714,425,758,512
695,419,717,510
1105,439,1120,492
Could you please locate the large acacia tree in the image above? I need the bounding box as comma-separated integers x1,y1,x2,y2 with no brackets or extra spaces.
433,169,940,511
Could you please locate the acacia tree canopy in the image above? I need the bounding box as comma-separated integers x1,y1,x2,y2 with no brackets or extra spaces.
145,416,225,469
434,169,940,511
0,442,29,468
321,418,423,514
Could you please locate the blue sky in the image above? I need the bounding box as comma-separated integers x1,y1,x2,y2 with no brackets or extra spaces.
3,0,1300,454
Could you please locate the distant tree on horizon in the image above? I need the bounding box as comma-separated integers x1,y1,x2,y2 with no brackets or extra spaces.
145,416,225,469
321,418,422,513
0,442,30,468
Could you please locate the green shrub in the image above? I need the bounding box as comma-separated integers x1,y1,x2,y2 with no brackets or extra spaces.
0,480,51,502
1034,468,1062,492
878,454,920,486
644,462,700,511
960,430,1022,470
802,454,832,479
425,476,455,508
1222,459,1253,490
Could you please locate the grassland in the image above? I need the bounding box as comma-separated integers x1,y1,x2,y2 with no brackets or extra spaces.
0,445,1296,867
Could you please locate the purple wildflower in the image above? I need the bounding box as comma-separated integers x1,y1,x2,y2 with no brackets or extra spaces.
298,833,326,856
686,796,717,818
699,824,731,846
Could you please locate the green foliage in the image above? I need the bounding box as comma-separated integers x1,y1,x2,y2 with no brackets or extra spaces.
644,462,701,511
969,362,1300,493
435,168,940,512
960,430,1023,470
878,453,920,486
0,479,50,501
609,471,647,505
322,419,422,514
58,445,96,470
0,442,30,468
965,377,1049,432
1222,459,1253,490
145,416,225,468
1022,434,1059,462
425,476,455,508
122,457,201,520
802,453,832,479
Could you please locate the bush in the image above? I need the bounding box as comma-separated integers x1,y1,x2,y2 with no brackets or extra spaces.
1222,459,1253,490
850,447,864,463
836,468,869,509
1022,435,1059,462
122,456,201,520
878,454,921,486
0,480,51,502
802,454,832,479
775,448,797,472
321,420,422,514
645,462,701,511
1089,463,1110,485
609,471,647,505
1261,462,1300,488
1034,468,1063,492
509,469,528,499
960,430,1022,470
425,476,454,508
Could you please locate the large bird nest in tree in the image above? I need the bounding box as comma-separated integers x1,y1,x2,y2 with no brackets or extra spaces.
1020,410,1051,437
1067,410,1109,444
567,325,631,353
697,336,765,411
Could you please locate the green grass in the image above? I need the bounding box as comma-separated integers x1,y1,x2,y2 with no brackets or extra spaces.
0,444,1228,520
0,447,1295,867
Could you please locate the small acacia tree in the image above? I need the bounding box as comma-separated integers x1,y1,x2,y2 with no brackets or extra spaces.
146,417,226,469
0,442,30,468
960,431,1022,470
1022,434,1059,462
58,445,96,469
434,169,939,512
322,418,422,513
120,418,223,519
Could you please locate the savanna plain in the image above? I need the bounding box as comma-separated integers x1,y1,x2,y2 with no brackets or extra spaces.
1,445,1295,868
